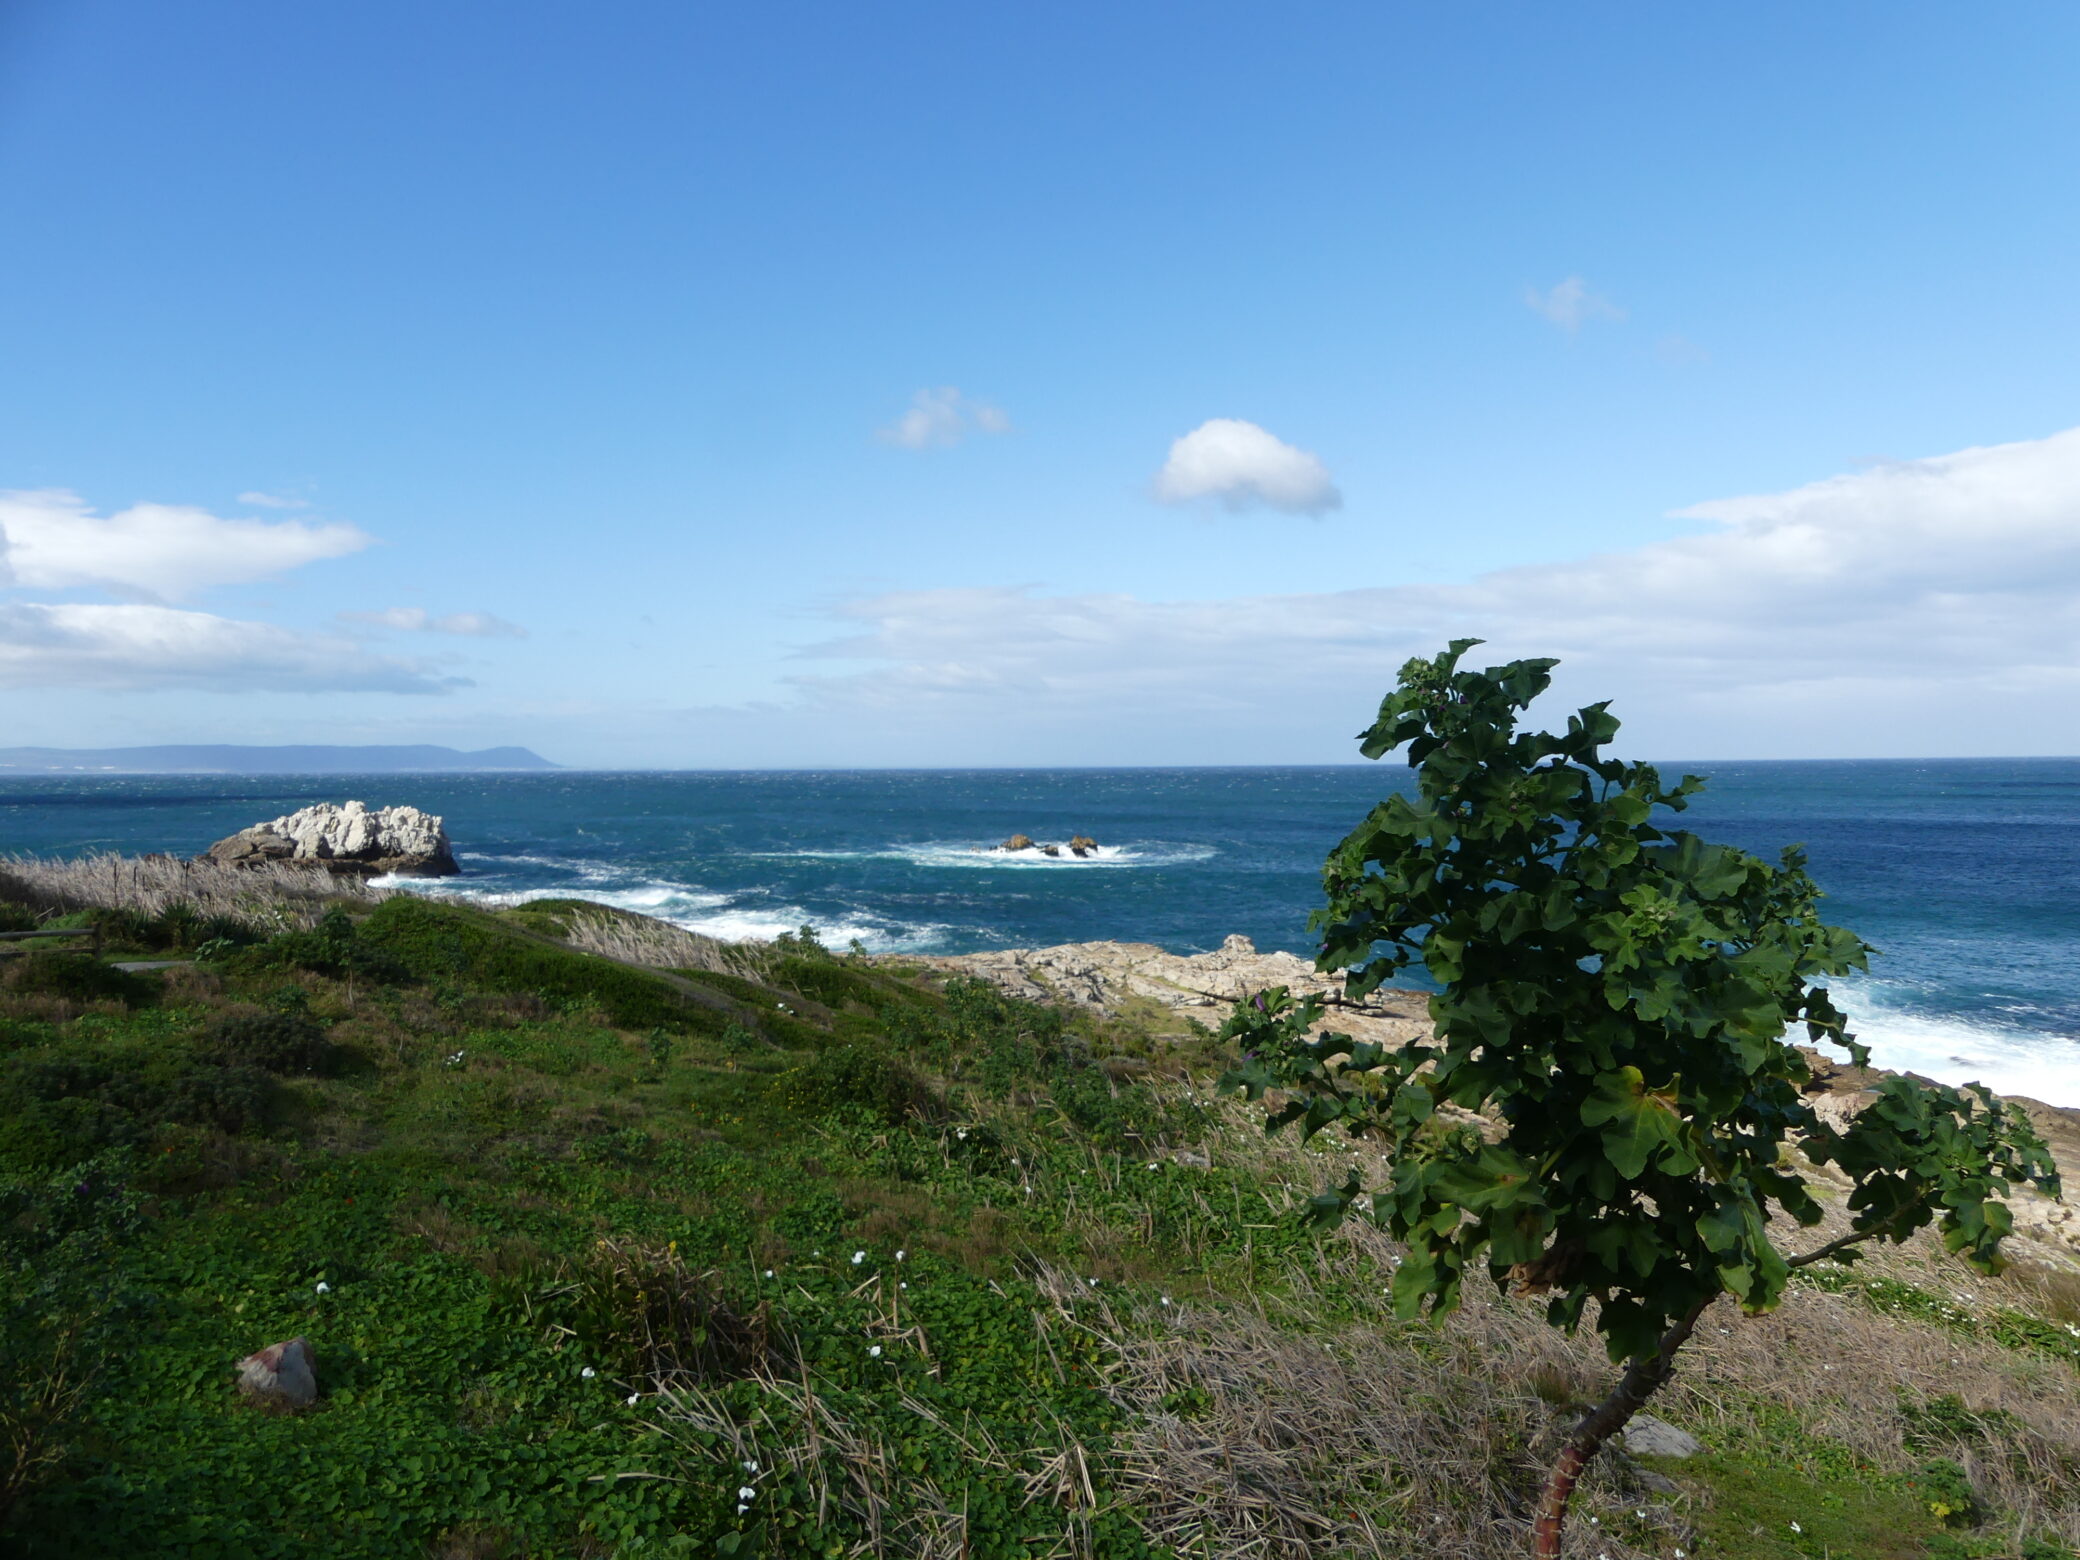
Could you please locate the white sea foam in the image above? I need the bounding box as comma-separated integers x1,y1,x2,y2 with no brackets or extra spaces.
770,841,1216,870
380,871,949,955
1822,978,2080,1109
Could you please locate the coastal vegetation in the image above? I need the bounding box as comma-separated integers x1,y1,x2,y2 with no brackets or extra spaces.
0,774,2077,1556
1220,642,2063,1557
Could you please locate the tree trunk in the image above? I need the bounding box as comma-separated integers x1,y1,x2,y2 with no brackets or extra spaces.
1530,1294,1714,1558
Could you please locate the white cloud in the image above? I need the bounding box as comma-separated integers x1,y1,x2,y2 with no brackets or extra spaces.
876,387,1012,449
781,425,2080,759
341,607,527,638
1152,418,1342,516
0,489,369,600
1525,275,1625,332
0,602,463,693
237,491,309,509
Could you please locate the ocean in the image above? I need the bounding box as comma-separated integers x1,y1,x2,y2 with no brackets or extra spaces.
3,761,2077,1107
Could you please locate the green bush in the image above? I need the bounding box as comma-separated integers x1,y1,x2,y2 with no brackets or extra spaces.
775,1043,938,1124
357,896,726,1034
80,904,256,955
0,1045,281,1168
251,905,410,983
204,1010,345,1076
1,953,154,1007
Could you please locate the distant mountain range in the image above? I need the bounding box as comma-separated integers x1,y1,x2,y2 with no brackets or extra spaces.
0,744,560,774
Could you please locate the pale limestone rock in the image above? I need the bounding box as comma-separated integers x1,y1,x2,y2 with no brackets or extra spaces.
203,800,457,877
894,933,1429,1054
237,1336,317,1411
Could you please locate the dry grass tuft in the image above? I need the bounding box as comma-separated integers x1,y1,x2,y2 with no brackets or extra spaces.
1071,1082,2080,1558
558,909,766,979
0,850,380,932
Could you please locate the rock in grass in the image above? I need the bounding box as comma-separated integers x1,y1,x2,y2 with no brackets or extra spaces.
237,1336,317,1411
1622,1413,1701,1458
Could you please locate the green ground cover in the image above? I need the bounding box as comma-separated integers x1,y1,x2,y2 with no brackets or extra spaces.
1,892,2073,1558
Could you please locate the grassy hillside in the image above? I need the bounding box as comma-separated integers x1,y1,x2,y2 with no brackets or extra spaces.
1,888,2077,1558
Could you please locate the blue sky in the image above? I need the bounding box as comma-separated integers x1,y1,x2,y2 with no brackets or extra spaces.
3,1,2078,764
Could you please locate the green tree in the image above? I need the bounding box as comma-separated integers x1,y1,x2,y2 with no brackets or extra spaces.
1220,641,2061,1558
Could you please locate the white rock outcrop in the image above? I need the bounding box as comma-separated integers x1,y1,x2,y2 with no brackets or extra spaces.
203,799,458,877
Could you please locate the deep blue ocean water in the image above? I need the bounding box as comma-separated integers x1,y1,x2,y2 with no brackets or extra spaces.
4,761,2077,1105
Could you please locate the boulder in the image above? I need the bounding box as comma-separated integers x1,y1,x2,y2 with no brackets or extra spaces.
1068,835,1097,857
1000,835,1035,852
203,800,458,878
237,1336,317,1411
1622,1414,1701,1458
1042,844,1060,857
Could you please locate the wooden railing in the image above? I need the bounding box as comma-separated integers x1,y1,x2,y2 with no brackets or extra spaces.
0,925,103,956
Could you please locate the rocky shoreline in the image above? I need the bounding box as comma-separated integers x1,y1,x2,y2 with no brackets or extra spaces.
897,934,2080,1262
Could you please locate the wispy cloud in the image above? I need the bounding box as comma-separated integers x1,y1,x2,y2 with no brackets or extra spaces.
0,489,368,600
1152,418,1341,516
237,490,310,510
1524,275,1625,332
341,607,527,638
876,387,1012,449
773,425,2080,759
0,603,463,693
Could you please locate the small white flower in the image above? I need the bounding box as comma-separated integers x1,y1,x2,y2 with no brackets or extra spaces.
741,1459,759,1475
956,1129,968,1139
626,1393,640,1406
1146,1162,1158,1170
315,1281,331,1294
899,1281,908,1290
763,1269,774,1278
869,1345,882,1357
851,1250,866,1265
581,1367,596,1378
895,1250,906,1261
737,1485,757,1502
1790,1521,1802,1533
736,1503,750,1516
1160,1296,1172,1307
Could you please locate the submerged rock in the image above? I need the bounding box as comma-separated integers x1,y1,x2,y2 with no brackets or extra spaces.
237,1336,317,1411
203,800,458,878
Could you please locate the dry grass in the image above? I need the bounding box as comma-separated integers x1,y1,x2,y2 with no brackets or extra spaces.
0,850,380,932
1057,1088,2080,1559
652,1264,1136,1560
559,909,766,979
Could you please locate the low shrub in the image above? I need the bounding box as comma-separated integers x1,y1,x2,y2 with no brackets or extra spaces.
357,896,728,1034
507,1238,789,1388
204,1009,345,1076
0,953,154,1007
0,1045,281,1167
252,905,410,984
774,1043,938,1125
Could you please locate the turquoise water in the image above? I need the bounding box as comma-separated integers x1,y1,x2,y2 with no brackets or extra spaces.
3,761,2077,1104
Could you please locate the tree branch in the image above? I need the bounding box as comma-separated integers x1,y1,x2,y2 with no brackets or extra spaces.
1786,1206,1913,1270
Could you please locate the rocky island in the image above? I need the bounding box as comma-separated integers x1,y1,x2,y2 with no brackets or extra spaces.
201,799,458,878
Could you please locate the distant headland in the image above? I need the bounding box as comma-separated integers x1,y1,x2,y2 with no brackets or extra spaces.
0,744,559,774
